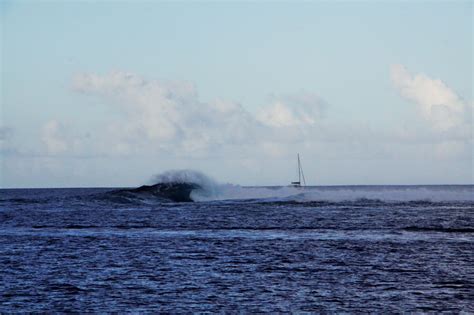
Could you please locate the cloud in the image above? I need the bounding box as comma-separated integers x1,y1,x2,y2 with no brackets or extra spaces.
74,72,200,142
71,72,328,158
73,72,258,150
390,64,469,131
51,70,471,165
6,68,472,187
41,120,68,155
256,93,326,127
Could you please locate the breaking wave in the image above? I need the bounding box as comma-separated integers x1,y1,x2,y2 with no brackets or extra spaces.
150,170,218,192
194,184,474,203
151,170,472,203
106,170,474,203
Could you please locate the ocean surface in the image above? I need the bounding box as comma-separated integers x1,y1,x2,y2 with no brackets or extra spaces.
1,183,473,312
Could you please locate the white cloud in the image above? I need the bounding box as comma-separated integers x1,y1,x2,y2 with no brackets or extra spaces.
4,67,471,187
73,72,260,156
41,120,68,155
390,64,468,131
69,70,471,163
25,69,469,182
69,73,332,165
256,93,326,127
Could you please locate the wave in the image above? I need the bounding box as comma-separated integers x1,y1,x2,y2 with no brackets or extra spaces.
194,184,474,203
105,170,473,203
27,225,474,233
110,182,199,203
150,170,218,195
106,170,215,203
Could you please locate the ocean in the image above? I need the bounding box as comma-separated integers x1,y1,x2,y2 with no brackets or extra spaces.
1,183,473,312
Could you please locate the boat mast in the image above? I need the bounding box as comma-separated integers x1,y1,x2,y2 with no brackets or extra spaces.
298,153,306,186
297,154,301,184
301,164,306,186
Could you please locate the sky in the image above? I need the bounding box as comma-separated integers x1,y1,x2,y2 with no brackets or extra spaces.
0,0,472,188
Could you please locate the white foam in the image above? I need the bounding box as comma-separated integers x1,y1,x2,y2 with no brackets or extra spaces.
191,184,303,202
150,169,219,196
298,186,474,203
195,185,474,203
150,170,474,203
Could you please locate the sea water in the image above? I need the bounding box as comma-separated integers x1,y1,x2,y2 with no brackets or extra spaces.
0,184,473,312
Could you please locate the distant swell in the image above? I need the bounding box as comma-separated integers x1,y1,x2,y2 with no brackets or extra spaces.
28,225,474,234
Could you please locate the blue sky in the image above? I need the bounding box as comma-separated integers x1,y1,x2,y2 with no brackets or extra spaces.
1,1,472,187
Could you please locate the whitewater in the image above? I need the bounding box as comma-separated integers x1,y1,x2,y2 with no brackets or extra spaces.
138,169,474,203
191,183,474,203
1,170,473,312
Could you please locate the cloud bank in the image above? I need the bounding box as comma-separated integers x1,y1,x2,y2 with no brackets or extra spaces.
41,67,470,163
390,64,470,131
71,72,326,157
257,93,326,127
41,120,68,155
9,66,468,186
3,65,472,187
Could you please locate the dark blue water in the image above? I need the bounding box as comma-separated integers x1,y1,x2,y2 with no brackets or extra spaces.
1,185,473,312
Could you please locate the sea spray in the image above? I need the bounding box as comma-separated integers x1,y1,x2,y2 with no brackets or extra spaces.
192,184,304,202
193,184,474,203
150,170,220,200
147,170,301,202
148,170,474,203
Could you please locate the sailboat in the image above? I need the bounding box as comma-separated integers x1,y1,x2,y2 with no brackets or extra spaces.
290,153,306,187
